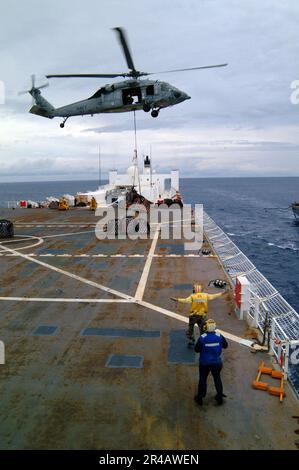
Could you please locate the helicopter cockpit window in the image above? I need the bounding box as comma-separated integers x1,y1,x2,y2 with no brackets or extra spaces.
88,87,106,100
122,87,142,105
146,85,154,95
161,83,168,92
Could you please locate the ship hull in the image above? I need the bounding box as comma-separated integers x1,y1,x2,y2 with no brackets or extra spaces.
292,203,299,221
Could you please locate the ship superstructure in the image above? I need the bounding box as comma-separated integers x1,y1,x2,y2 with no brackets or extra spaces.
75,155,181,208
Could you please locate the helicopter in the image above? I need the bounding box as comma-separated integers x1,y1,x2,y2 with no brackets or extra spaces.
20,28,227,128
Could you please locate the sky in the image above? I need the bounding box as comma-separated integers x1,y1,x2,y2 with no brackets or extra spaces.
0,0,299,182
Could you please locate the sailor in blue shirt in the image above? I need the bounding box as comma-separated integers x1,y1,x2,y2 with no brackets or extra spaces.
194,319,228,406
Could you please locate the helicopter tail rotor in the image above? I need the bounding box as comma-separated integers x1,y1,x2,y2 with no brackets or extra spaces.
18,74,49,104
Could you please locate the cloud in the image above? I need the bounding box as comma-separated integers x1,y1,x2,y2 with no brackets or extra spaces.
0,0,299,181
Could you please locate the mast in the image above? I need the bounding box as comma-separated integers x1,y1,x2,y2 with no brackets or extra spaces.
98,144,101,189
133,110,141,193
150,144,152,186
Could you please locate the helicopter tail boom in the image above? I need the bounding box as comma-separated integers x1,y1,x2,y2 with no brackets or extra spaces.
29,103,55,119
29,90,55,119
19,75,55,119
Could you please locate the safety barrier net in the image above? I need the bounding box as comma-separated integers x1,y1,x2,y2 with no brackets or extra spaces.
204,211,299,342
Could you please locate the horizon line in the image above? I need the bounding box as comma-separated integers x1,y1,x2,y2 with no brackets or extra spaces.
1,175,299,184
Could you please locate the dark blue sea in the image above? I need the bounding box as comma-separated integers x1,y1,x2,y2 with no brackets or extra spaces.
0,177,298,312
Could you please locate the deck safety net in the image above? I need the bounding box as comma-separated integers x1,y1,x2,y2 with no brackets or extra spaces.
204,212,299,342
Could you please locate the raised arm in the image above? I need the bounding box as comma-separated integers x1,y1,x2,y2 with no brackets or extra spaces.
207,292,222,300
207,289,228,301
170,295,193,303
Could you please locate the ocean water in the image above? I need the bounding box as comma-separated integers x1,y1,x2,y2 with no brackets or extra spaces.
0,177,298,312
182,177,299,313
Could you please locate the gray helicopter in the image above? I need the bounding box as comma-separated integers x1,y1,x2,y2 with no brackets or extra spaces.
20,28,227,128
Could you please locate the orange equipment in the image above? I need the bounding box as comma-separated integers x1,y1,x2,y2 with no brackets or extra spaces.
252,361,286,402
268,370,285,403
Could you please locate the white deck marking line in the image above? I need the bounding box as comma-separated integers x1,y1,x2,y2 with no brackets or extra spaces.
0,253,199,259
0,297,131,303
1,237,37,244
216,329,253,347
0,235,44,251
0,242,132,301
0,253,36,258
40,253,55,257
0,293,253,347
42,230,95,239
151,218,193,227
91,254,108,257
135,224,160,301
0,244,253,346
56,254,73,257
15,223,97,226
0,291,253,347
137,300,253,348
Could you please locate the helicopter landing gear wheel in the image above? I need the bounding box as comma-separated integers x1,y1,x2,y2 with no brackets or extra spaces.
151,109,159,118
60,117,68,128
143,102,151,112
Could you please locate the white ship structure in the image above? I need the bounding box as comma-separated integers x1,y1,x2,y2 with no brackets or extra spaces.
75,155,181,208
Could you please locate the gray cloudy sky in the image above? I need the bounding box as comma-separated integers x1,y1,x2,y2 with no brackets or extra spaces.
0,0,299,181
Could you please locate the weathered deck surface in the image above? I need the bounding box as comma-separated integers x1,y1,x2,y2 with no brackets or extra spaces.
0,208,298,450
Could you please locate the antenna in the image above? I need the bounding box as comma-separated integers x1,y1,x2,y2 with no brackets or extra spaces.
133,110,141,194
98,144,101,189
149,145,153,186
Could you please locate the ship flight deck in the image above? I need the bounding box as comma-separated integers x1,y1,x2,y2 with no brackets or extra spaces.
0,208,298,450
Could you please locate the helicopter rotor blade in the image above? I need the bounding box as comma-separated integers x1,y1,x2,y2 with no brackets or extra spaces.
147,63,228,75
18,75,49,105
46,73,129,79
113,27,136,73
38,83,49,90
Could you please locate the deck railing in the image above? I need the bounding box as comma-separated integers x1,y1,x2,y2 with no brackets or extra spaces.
204,211,299,391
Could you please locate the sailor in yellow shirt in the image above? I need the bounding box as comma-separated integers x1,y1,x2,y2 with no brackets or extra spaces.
171,284,227,345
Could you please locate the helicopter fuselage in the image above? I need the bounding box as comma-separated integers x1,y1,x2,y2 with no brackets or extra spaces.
30,79,190,123
56,79,190,116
